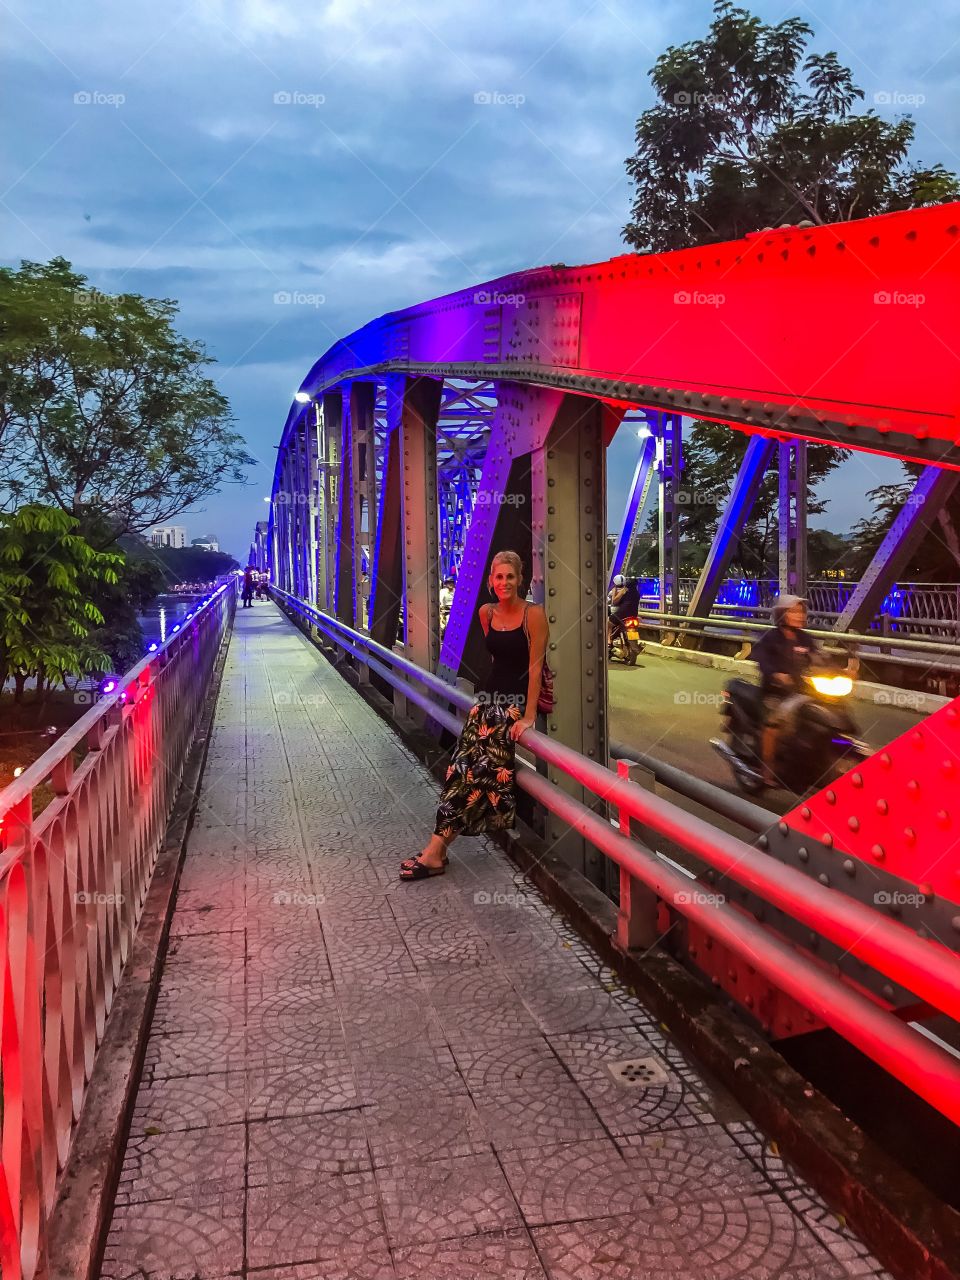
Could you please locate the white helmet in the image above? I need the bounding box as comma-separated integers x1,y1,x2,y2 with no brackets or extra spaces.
613,574,625,587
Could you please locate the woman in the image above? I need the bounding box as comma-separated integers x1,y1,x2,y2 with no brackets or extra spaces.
399,550,548,881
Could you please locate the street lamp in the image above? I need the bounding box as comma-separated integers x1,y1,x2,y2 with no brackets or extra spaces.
294,391,312,404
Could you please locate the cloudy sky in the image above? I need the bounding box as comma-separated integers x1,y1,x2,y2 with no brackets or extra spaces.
4,0,958,560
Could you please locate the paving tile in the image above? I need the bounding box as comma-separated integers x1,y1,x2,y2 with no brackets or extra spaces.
500,1137,649,1226
550,1029,711,1138
142,1027,247,1080
246,1252,397,1280
130,1073,247,1135
246,1171,388,1269
377,1151,523,1247
100,1191,244,1279
532,1211,691,1279
616,1126,773,1204
363,1089,491,1167
247,1109,372,1182
393,1229,547,1279
246,1057,359,1119
114,1124,246,1205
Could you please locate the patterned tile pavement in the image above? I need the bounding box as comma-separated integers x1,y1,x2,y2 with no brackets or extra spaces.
97,607,895,1279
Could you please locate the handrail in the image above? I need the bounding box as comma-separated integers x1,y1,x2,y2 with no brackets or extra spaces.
274,587,960,1016
272,586,960,1126
608,740,774,834
636,608,960,659
0,578,236,1280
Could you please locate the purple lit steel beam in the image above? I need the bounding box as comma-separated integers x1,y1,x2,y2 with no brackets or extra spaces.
608,433,656,588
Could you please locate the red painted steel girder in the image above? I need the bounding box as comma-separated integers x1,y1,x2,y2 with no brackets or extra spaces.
782,698,960,906
281,202,960,474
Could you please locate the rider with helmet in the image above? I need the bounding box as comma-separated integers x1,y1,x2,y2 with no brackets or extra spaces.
750,595,820,784
608,573,641,649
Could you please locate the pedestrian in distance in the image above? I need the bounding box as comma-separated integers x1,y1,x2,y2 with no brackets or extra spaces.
241,565,256,608
399,550,548,880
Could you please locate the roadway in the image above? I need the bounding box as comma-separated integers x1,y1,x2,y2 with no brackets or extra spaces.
607,650,926,805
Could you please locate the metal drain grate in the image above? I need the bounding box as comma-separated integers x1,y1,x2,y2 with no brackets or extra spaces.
606,1056,670,1088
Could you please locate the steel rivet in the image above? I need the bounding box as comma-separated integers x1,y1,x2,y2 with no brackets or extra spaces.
798,847,809,862
876,799,888,815
843,859,856,875
800,806,811,820
871,844,885,861
848,817,859,832
825,790,836,804
818,873,830,886
851,772,863,788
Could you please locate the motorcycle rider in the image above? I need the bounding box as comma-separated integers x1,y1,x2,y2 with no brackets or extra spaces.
608,573,641,650
750,595,820,785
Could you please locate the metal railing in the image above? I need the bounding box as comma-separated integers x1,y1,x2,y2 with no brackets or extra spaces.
635,578,960,638
272,585,960,1128
0,580,235,1280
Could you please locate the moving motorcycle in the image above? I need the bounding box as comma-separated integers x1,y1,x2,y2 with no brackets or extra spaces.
710,668,869,795
608,612,644,665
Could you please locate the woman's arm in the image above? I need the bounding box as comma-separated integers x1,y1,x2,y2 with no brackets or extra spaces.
512,605,548,740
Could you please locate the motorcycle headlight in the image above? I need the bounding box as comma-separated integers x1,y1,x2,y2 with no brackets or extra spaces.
810,674,853,698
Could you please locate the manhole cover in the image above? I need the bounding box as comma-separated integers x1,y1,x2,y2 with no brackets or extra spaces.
606,1056,670,1088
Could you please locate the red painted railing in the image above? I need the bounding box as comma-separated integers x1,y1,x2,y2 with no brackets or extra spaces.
0,581,235,1280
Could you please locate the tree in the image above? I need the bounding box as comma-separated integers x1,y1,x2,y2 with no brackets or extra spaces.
0,258,256,543
622,2,959,573
0,504,122,702
624,0,959,251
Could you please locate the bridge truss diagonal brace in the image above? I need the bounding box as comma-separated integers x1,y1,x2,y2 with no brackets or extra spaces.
398,375,443,677
608,433,657,589
369,388,404,648
836,465,960,632
320,391,342,614
686,436,777,624
334,389,356,626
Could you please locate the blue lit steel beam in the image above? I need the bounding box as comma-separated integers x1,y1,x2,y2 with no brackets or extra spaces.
608,433,656,588
685,436,777,623
835,465,960,632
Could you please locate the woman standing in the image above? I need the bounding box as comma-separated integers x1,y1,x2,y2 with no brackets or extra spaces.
399,550,548,881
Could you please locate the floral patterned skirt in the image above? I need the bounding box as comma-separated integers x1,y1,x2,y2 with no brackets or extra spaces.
433,700,521,839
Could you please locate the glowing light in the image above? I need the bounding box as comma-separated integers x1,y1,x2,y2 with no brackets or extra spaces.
101,678,117,694
294,391,312,404
637,426,652,439
810,674,853,698
148,642,159,652
13,766,23,778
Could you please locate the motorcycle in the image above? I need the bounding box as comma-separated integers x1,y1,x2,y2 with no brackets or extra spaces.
608,612,644,665
710,669,869,795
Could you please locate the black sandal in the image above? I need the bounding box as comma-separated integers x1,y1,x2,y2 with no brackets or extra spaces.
399,852,449,871
399,858,446,881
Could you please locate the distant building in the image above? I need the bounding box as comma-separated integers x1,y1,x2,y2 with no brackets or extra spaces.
150,525,186,549
191,535,220,552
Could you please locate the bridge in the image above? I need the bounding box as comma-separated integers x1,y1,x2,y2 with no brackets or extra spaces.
3,204,960,1280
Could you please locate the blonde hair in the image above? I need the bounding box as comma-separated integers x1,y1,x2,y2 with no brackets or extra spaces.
489,550,523,583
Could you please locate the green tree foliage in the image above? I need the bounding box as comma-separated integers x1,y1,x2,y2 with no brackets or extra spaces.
622,2,959,574
624,0,959,251
0,504,123,699
0,257,256,543
848,469,960,581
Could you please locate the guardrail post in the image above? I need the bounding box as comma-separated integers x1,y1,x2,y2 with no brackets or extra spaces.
392,642,409,720
614,759,660,951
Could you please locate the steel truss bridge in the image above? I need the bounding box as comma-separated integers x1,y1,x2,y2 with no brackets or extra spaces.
257,202,960,1151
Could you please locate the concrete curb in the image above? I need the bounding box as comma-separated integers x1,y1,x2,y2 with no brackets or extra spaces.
292,617,960,1280
43,618,235,1280
639,638,950,715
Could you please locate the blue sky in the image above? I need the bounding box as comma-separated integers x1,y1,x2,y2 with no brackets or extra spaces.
4,0,958,560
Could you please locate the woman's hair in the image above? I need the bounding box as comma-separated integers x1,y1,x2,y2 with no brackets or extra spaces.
489,550,523,581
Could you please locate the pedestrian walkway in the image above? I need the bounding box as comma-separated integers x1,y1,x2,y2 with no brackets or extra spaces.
98,605,892,1280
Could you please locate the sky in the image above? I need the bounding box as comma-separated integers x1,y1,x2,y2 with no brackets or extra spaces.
4,0,958,562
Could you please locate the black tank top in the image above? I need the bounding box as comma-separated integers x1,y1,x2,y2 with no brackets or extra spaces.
480,605,530,711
